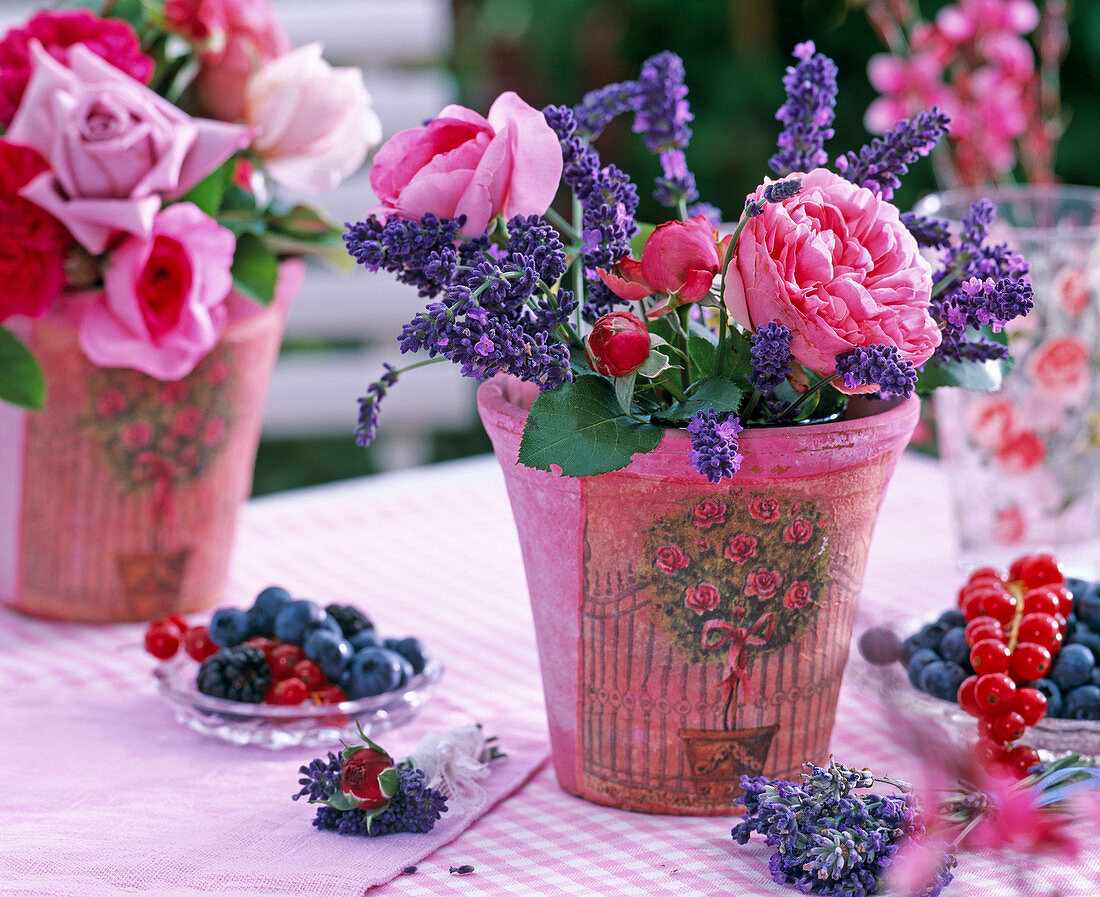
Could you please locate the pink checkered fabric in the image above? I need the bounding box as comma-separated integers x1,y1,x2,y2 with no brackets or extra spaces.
1,454,1097,896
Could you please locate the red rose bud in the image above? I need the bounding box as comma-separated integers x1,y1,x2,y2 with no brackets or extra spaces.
340,742,398,810
584,311,651,377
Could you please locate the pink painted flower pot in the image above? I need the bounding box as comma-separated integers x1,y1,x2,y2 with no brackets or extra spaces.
477,374,919,815
0,261,304,623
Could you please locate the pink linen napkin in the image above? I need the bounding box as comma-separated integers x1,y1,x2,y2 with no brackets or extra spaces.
2,687,548,897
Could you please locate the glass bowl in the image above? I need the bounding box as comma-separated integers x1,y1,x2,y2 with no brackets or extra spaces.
850,624,1100,762
154,654,444,749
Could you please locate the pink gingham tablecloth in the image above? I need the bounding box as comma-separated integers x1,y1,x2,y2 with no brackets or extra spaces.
1,454,1098,896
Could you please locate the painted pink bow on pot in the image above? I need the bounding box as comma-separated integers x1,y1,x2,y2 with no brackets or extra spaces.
701,612,775,702
598,214,732,318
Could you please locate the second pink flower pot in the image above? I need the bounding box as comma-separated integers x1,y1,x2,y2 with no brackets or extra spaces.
478,375,919,815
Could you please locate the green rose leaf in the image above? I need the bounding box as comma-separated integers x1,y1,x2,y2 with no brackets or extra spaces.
231,232,279,305
518,375,662,476
654,376,743,424
0,326,46,409
378,767,400,799
916,356,1013,394
319,791,361,812
688,334,719,378
179,158,234,217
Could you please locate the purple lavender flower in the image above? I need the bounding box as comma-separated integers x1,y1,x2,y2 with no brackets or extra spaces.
686,201,722,227
687,407,743,484
344,214,463,298
653,149,699,209
748,322,793,393
354,364,399,448
834,345,918,399
901,212,952,249
632,51,694,153
770,41,838,177
745,177,802,217
573,80,640,141
835,108,950,201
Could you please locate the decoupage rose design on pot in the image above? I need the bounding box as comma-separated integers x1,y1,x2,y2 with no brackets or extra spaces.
692,498,727,528
684,582,721,615
748,496,781,523
724,534,758,565
654,544,689,573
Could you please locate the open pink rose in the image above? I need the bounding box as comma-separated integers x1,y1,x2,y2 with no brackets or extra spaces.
723,168,940,388
245,44,381,194
1028,336,1089,405
7,43,249,254
369,91,563,237
165,0,291,122
655,544,690,574
79,203,236,380
684,583,721,615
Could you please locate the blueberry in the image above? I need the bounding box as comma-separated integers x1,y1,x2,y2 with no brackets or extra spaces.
908,648,940,689
209,608,251,647
1067,629,1100,659
919,660,968,701
1066,577,1090,603
381,648,415,686
1064,612,1078,640
303,629,354,680
1049,643,1095,690
1026,678,1063,718
917,622,949,652
274,600,329,644
247,586,293,637
382,637,429,675
349,629,380,651
939,627,971,668
1063,685,1100,720
1077,583,1100,630
1091,667,1100,688
342,646,405,699
900,634,923,665
937,610,966,629
859,627,901,665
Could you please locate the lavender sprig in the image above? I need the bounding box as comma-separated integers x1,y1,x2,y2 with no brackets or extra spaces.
344,214,464,298
354,363,399,448
835,108,951,201
835,345,918,399
901,212,952,249
748,322,793,393
770,41,838,177
686,407,743,484
631,51,694,153
745,178,803,217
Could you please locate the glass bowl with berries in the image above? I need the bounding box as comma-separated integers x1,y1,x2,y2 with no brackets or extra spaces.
145,587,443,749
857,553,1100,778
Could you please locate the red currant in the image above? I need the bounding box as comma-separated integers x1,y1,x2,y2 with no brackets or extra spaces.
1018,553,1064,589
974,673,1017,714
266,677,309,705
1027,583,1073,618
978,589,1017,624
315,683,348,704
1021,588,1060,617
1008,554,1032,582
292,659,325,690
143,621,180,660
970,638,1012,674
969,566,1006,585
164,614,190,634
183,625,218,662
1005,744,1041,779
991,710,1028,743
1012,687,1048,727
1010,643,1052,681
1016,613,1062,653
244,636,278,660
975,736,1010,766
957,675,983,717
269,644,303,680
965,617,1004,647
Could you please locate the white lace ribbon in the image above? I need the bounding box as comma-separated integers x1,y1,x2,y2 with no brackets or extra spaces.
408,725,495,815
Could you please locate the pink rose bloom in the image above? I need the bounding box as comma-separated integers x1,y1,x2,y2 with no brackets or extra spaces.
8,43,249,254
783,518,814,544
369,91,563,237
724,169,940,390
965,395,1017,451
0,9,154,127
1055,267,1090,317
748,496,781,523
783,581,812,610
120,421,153,451
994,430,1046,475
165,0,291,122
992,505,1027,545
724,534,758,565
684,583,721,616
244,43,382,194
744,568,783,601
79,203,236,380
1029,336,1090,404
654,544,689,574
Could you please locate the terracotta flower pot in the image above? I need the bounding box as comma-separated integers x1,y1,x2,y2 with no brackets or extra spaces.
0,261,304,623
477,374,919,815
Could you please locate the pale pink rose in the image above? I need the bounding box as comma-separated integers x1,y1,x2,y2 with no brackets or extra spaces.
165,0,291,122
172,407,205,437
992,505,1027,544
723,168,940,391
79,203,236,379
1055,267,1090,317
1029,336,1090,405
965,395,1017,451
684,582,720,615
8,43,249,254
245,43,381,194
120,421,153,450
369,91,563,237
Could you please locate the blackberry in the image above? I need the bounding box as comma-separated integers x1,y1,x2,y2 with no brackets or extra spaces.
197,646,271,703
325,604,374,638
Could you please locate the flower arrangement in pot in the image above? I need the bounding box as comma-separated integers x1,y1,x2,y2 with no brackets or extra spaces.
0,0,381,622
345,44,1034,813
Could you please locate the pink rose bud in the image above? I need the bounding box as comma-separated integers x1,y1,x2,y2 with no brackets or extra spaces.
340,744,396,810
641,215,727,303
584,311,652,378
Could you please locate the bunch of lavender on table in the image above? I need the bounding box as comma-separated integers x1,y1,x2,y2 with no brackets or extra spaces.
345,42,1032,483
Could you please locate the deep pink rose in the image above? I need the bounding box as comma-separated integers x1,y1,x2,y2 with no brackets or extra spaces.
723,168,940,390
684,582,721,615
1028,336,1089,403
783,581,812,610
745,568,783,601
245,44,382,194
748,496,781,523
994,430,1045,475
80,203,236,380
0,9,154,127
165,0,291,122
655,544,689,574
598,215,732,317
692,499,727,528
724,534,758,565
0,141,70,322
340,744,396,810
8,44,249,254
369,92,563,237
585,311,652,377
783,518,814,544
